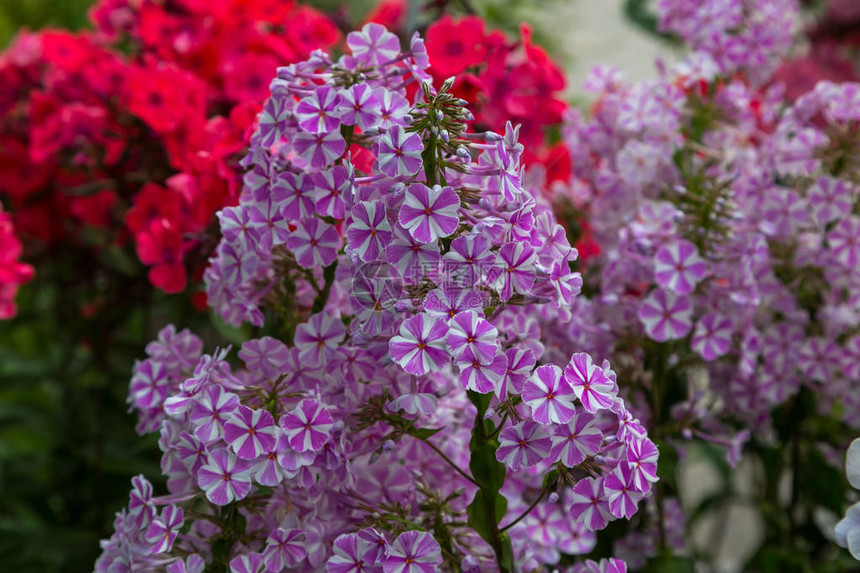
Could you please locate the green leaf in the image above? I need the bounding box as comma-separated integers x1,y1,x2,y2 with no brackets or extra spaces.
466,490,507,546
411,426,443,440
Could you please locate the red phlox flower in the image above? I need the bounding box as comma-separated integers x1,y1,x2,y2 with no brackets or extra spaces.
135,218,189,293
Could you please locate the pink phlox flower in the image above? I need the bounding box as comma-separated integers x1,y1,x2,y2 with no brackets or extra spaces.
196,448,253,505
571,558,628,573
557,520,598,556
564,353,617,413
568,476,612,531
501,346,536,397
348,199,393,262
263,528,308,572
294,312,346,368
797,336,841,384
331,345,381,387
128,475,154,529
374,88,411,130
327,531,385,572
443,233,495,287
286,216,340,268
637,288,693,341
383,530,443,573
339,84,381,130
761,187,810,238
146,504,183,553
625,436,660,490
827,216,860,269
129,358,169,411
550,250,583,310
808,176,854,226
457,348,506,394
295,85,342,134
218,205,262,251
522,364,578,424
178,347,236,396
239,337,290,380
313,166,351,220
258,93,291,148
166,554,204,573
212,243,259,293
604,464,645,520
189,384,240,443
388,387,438,418
347,23,401,66
280,399,334,452
388,313,449,375
272,171,315,221
422,283,485,319
375,125,423,177
550,412,603,467
229,553,263,573
496,420,552,471
398,183,460,244
446,310,499,365
492,241,536,301
614,405,647,444
174,431,207,474
385,226,441,283
223,404,279,460
293,130,346,170
654,239,707,295
843,336,860,380
691,312,734,361
145,325,203,372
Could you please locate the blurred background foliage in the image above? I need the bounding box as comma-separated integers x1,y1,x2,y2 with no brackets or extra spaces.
0,0,93,46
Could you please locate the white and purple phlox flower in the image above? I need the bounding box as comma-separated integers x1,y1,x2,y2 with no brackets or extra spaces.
375,126,423,178
398,183,460,244
196,448,253,506
286,217,340,268
550,412,603,467
522,364,578,424
383,530,442,573
637,289,693,342
564,353,616,413
223,405,279,460
388,313,449,376
348,199,393,263
446,310,498,364
691,312,733,361
654,239,707,295
280,399,333,453
295,85,342,134
496,420,552,471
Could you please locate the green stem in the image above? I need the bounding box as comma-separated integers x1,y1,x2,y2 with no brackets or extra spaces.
311,261,338,314
500,481,552,533
419,436,480,487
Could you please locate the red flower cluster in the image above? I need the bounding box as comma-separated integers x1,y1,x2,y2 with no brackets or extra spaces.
0,0,340,297
0,203,34,319
772,0,860,99
422,16,569,167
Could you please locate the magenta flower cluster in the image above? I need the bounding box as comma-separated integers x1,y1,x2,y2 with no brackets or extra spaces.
97,24,656,573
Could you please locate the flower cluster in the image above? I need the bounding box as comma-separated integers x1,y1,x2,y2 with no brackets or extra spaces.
656,0,798,84
0,201,34,319
0,0,339,295
539,0,860,565
772,0,860,99
99,24,656,572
